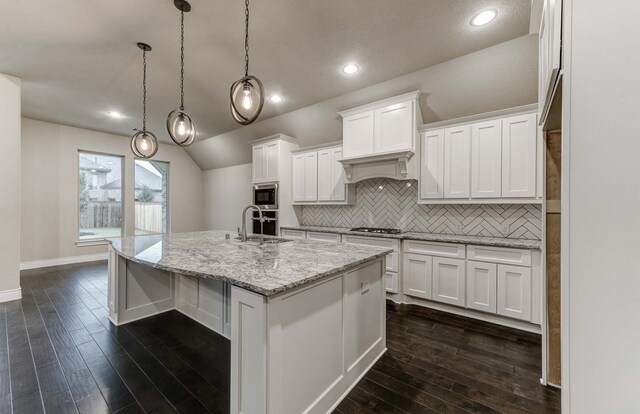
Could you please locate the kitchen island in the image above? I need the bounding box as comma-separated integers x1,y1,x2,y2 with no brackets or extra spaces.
107,230,391,414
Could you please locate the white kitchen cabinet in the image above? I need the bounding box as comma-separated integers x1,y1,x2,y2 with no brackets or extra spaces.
374,100,415,153
432,257,466,306
403,253,432,300
306,231,341,243
419,129,444,199
292,152,318,202
253,141,280,183
444,125,470,198
342,235,399,273
497,264,532,321
385,272,399,294
466,261,497,313
318,146,346,202
281,229,306,239
502,114,537,198
342,111,374,158
471,120,502,198
538,0,563,123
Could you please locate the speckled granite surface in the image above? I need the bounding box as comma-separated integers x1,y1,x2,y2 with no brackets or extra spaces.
280,226,542,250
107,231,392,297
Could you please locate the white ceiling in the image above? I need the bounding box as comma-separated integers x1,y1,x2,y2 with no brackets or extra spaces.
0,0,531,144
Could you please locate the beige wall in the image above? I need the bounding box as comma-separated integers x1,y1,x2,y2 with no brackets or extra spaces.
187,34,538,170
20,118,204,263
203,163,252,232
0,74,21,294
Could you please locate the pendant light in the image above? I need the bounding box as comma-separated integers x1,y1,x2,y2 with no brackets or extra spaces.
131,42,159,159
166,0,196,146
230,0,264,125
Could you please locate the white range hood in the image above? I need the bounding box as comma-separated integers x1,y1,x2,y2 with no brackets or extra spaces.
337,90,422,183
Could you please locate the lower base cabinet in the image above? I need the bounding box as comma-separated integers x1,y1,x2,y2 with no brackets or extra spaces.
403,253,433,299
432,257,466,306
466,261,498,313
497,264,532,321
385,272,399,294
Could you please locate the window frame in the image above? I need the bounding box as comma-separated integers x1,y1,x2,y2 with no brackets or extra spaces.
76,150,125,245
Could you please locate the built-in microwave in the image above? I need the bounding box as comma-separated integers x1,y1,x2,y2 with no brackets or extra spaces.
253,183,278,210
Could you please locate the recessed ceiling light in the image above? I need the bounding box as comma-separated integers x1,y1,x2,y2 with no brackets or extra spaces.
106,111,124,119
471,10,497,26
270,95,283,103
342,64,359,74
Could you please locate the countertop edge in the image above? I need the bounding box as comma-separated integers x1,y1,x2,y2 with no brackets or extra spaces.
280,226,542,250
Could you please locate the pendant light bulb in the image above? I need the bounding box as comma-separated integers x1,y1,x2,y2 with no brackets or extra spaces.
140,137,149,151
166,1,197,147
242,83,253,110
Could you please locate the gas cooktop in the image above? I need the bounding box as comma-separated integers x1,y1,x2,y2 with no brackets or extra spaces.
349,227,402,234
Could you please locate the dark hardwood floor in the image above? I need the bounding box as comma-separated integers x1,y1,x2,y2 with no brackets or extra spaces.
3,261,560,413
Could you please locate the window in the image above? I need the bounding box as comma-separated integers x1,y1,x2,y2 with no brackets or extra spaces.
134,160,169,235
78,152,124,240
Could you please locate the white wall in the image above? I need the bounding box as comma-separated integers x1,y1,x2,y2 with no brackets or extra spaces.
203,163,252,232
187,34,538,170
563,0,640,412
20,118,204,264
0,74,21,296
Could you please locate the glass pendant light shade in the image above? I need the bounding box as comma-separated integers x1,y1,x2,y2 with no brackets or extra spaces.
230,75,264,125
167,1,196,147
131,130,159,158
167,110,196,146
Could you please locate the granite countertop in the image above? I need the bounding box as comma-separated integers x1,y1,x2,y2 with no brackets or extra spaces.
107,231,392,297
280,226,542,250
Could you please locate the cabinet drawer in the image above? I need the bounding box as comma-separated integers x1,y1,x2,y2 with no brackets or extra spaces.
385,272,398,294
281,229,306,239
467,245,532,267
403,240,465,259
343,235,399,272
307,231,341,243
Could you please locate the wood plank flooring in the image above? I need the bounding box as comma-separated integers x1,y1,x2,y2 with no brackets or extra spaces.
3,261,560,413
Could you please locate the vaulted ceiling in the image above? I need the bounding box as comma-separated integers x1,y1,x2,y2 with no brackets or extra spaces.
0,0,530,144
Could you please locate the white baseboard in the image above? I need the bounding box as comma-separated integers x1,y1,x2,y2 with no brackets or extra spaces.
20,253,108,270
0,288,22,303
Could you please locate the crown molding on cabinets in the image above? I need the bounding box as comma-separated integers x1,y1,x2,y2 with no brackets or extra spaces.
418,103,538,132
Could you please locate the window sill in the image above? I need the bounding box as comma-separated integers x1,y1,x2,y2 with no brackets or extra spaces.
75,239,110,247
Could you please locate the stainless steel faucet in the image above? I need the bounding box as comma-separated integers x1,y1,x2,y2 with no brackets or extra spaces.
240,204,264,242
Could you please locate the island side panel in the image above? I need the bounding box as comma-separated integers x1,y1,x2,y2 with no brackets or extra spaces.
108,247,175,325
267,257,387,414
175,274,229,339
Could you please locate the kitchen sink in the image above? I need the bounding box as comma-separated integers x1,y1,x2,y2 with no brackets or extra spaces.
235,236,293,244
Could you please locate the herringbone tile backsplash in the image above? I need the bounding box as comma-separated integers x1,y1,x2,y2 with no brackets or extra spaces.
301,178,542,240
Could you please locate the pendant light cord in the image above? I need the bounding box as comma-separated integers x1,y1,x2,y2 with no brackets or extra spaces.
142,49,147,131
180,9,185,111
244,0,249,77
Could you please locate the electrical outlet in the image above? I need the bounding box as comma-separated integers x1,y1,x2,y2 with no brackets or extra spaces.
361,280,370,294
455,223,464,233
501,224,510,235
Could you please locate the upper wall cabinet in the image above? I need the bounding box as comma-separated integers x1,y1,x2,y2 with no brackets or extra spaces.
338,91,423,182
251,134,299,184
418,107,540,204
539,0,563,124
292,144,354,205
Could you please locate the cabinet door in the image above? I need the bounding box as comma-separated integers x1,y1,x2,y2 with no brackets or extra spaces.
374,100,414,153
264,142,279,182
403,253,432,300
292,154,305,202
497,265,532,321
420,129,444,199
281,229,306,239
444,125,471,198
385,272,399,294
432,257,465,306
466,261,497,313
303,152,318,201
317,149,332,201
342,111,374,158
471,120,502,198
331,147,346,201
502,114,537,198
252,144,265,182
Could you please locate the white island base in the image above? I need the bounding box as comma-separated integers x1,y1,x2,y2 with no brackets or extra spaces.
107,247,387,414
